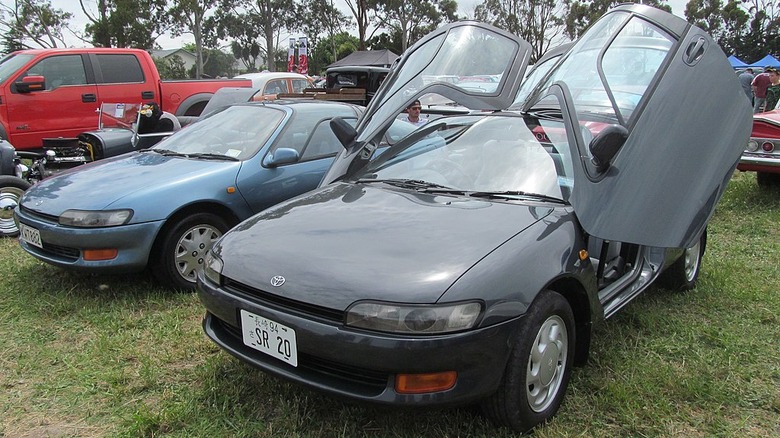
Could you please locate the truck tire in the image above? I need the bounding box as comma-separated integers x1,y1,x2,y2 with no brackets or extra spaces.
0,176,31,237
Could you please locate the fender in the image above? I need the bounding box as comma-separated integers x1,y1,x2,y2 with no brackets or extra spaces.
0,140,16,176
175,92,213,117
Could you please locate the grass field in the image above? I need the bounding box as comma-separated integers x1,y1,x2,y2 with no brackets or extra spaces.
1,171,778,437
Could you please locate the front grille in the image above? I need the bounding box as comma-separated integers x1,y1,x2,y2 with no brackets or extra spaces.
20,205,60,223
218,318,389,394
41,243,80,261
223,278,344,322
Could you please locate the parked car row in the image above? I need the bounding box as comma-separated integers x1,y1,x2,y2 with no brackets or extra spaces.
10,4,754,434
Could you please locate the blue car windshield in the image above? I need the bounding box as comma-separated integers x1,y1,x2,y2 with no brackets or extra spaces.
357,114,574,201
151,105,284,160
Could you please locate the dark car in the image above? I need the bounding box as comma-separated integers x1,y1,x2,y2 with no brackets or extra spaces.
196,5,751,432
14,100,362,289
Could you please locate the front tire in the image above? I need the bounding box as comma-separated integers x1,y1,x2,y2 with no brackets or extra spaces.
482,290,575,433
151,213,229,289
0,176,31,237
659,229,706,291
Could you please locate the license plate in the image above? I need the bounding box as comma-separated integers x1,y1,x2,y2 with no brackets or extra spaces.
19,223,43,249
240,309,298,367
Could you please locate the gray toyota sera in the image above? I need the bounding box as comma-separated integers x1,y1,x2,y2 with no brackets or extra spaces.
197,5,751,432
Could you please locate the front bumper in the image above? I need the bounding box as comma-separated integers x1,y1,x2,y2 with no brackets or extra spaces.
13,205,163,273
198,272,523,406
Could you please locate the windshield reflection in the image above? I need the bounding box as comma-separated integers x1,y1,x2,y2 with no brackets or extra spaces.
151,105,284,160
356,115,574,201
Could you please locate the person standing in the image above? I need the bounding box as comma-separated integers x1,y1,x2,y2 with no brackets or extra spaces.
752,67,774,113
764,68,780,112
739,68,755,103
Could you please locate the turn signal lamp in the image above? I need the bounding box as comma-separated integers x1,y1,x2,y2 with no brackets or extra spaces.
83,248,118,261
579,249,589,261
227,186,236,194
395,371,457,394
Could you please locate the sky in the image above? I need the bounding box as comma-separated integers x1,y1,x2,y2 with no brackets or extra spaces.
43,0,690,50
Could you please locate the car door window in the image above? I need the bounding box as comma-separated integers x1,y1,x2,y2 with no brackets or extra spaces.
95,54,145,83
265,80,288,94
291,79,309,92
25,55,87,90
300,118,358,161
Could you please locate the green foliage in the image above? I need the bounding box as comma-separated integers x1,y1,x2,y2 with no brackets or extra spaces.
372,0,459,52
311,32,361,74
563,0,671,40
1,172,778,436
82,0,168,49
153,54,188,79
0,0,72,50
684,0,779,63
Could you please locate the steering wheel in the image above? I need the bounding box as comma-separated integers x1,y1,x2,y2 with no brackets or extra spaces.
426,158,474,188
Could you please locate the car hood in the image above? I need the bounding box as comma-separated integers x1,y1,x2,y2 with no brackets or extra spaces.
20,152,238,216
215,182,552,309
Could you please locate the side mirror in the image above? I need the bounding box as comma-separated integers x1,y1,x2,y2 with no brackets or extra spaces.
15,75,46,93
589,124,628,172
263,147,300,167
330,117,357,149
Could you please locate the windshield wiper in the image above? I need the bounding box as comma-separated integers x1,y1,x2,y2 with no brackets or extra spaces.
357,178,454,191
187,153,239,161
468,191,567,204
147,148,188,158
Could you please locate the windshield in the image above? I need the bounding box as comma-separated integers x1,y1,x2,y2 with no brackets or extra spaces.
0,53,33,84
151,105,284,160
358,25,521,143
354,114,574,201
517,12,674,125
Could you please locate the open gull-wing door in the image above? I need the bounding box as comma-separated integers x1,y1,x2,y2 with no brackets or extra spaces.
321,21,532,185
527,4,751,248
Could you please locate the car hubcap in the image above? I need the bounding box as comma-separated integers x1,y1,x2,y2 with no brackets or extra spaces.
684,239,701,282
174,224,222,283
527,315,568,413
0,186,25,235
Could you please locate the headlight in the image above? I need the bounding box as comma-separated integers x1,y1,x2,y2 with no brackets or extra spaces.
204,251,223,285
59,209,133,227
747,139,759,152
345,301,482,334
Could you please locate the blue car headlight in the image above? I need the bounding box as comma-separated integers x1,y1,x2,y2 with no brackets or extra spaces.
204,251,223,285
59,209,133,227
345,301,482,334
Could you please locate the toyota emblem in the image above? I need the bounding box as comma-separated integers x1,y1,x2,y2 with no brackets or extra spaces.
270,275,286,287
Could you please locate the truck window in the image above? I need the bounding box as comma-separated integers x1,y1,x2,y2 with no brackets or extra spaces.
0,53,34,84
24,55,87,90
95,54,144,84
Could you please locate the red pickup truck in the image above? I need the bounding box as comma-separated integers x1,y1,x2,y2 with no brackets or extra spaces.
0,47,252,151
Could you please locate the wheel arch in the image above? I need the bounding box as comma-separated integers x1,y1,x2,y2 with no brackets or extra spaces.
546,277,592,367
149,201,241,264
175,93,213,117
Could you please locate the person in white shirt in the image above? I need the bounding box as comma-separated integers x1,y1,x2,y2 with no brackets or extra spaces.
405,100,428,127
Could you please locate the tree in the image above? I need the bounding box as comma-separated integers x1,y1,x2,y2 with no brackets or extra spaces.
563,0,671,40
373,0,459,52
293,0,352,73
153,54,188,79
311,32,360,73
343,0,377,50
215,0,297,73
81,0,170,48
168,0,221,78
0,0,72,51
475,0,567,62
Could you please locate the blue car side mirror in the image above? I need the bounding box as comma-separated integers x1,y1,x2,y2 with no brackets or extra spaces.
263,148,300,167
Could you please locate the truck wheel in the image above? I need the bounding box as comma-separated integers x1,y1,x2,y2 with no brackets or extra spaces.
481,290,575,433
151,212,229,290
0,176,31,237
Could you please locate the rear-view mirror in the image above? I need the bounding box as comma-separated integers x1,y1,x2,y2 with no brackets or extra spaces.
589,124,628,172
330,117,357,149
263,147,299,167
16,75,46,93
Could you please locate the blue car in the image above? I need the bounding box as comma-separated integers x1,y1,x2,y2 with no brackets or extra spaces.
14,100,362,289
